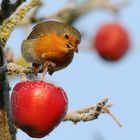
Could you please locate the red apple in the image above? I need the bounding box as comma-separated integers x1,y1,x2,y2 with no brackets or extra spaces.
10,80,68,138
94,23,130,61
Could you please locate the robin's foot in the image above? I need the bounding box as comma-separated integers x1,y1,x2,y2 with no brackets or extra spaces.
30,66,38,76
29,62,56,80
47,62,56,75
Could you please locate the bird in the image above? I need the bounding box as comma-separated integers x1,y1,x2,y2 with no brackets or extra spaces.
21,21,81,80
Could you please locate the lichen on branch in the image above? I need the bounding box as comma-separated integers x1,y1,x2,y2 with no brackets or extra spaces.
0,0,41,47
0,0,26,25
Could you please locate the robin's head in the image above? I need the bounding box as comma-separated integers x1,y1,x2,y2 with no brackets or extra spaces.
59,23,81,53
28,21,81,53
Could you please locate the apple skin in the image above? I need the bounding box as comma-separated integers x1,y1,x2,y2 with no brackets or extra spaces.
10,80,68,138
94,23,130,61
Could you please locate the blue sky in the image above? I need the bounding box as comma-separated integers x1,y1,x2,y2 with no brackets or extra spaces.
8,0,140,139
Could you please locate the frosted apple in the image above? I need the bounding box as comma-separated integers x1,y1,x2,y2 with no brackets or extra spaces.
11,80,68,138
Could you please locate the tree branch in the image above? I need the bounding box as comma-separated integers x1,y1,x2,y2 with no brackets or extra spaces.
63,97,122,127
64,97,108,123
0,0,26,25
0,43,16,140
0,0,41,47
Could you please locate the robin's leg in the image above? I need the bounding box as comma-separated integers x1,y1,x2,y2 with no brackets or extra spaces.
30,62,56,80
38,61,56,80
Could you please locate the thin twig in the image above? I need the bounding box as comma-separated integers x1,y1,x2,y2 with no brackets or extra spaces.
102,106,122,127
64,97,122,127
18,0,129,25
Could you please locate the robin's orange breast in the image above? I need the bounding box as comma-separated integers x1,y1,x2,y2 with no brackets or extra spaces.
33,32,74,70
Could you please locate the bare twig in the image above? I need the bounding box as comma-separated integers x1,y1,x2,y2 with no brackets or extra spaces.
64,97,122,127
102,106,122,127
64,98,108,123
19,0,129,25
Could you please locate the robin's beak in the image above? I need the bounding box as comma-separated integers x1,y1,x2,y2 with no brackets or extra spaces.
73,47,79,53
70,45,78,53
67,43,79,53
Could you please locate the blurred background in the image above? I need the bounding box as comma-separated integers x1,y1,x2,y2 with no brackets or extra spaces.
6,0,140,139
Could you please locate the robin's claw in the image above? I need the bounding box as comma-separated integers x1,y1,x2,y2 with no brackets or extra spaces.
29,66,38,76
47,62,56,75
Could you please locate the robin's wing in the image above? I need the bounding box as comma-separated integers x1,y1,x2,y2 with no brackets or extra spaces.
27,22,49,39
27,21,64,39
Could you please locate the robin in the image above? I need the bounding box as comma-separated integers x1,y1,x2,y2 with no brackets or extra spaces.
21,21,81,80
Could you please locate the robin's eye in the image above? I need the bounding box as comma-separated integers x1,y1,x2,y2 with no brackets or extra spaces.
66,44,71,48
64,34,70,40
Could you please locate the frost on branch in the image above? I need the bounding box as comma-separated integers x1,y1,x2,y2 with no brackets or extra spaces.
64,97,122,127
